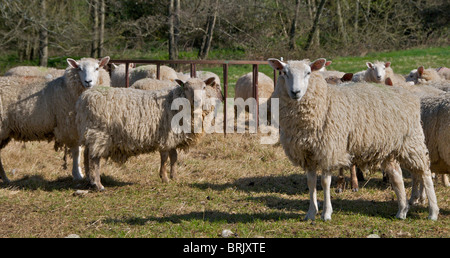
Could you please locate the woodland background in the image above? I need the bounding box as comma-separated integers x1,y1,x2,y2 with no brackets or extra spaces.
0,0,448,68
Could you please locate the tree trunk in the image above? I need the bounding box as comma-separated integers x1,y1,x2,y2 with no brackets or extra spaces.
98,0,105,58
289,0,301,50
90,0,99,58
38,0,48,67
336,0,347,43
354,0,359,33
168,0,180,65
198,0,218,60
304,0,326,51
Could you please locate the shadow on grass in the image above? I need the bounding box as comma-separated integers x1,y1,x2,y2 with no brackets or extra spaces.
0,174,132,191
191,174,391,196
103,210,302,225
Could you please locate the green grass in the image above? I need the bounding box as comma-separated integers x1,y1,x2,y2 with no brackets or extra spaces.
0,46,449,238
327,45,450,74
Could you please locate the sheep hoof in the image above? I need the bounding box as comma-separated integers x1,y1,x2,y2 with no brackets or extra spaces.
335,188,343,193
352,188,358,192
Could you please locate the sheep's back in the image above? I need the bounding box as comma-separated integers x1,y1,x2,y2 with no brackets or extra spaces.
420,93,450,173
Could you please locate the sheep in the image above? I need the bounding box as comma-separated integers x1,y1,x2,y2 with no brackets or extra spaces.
130,65,179,85
130,78,178,91
235,72,274,105
4,66,65,80
351,61,390,83
268,57,439,221
405,66,443,85
437,67,450,81
76,77,223,191
409,93,450,204
110,63,135,87
323,72,353,85
0,56,111,183
184,71,221,88
405,66,450,92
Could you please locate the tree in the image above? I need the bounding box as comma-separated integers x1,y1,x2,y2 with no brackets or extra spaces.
198,0,219,59
168,0,180,62
304,0,326,51
289,0,301,50
38,0,48,66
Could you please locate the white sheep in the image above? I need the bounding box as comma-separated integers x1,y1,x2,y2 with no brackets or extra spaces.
436,67,450,81
234,72,274,105
4,66,65,80
268,57,439,221
410,93,450,204
352,61,391,83
184,70,221,88
110,63,135,87
0,56,110,183
76,77,222,191
130,65,179,85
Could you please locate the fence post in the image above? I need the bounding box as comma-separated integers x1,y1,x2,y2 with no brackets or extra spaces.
223,63,228,136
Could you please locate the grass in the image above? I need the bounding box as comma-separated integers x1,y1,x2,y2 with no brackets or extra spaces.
0,46,449,238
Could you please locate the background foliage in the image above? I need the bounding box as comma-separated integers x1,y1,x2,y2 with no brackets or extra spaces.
0,0,448,71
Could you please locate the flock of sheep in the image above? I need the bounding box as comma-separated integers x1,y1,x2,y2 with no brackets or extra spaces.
0,53,448,222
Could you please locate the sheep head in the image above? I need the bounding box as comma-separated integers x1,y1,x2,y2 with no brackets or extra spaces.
67,56,110,88
268,58,326,101
366,61,390,83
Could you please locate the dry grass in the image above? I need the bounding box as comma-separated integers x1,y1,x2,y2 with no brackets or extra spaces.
0,133,448,238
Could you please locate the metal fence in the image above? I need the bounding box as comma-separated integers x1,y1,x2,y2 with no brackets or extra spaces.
108,59,277,133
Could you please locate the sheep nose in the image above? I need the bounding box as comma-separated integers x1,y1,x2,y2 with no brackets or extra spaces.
291,90,301,98
377,76,382,80
85,80,92,84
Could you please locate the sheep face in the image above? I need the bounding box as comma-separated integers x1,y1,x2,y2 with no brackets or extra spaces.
175,77,221,109
268,58,326,101
366,61,390,83
67,56,110,88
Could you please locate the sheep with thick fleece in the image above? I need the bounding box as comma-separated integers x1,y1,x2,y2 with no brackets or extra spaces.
184,71,221,88
131,78,178,91
110,63,134,87
235,72,274,105
4,66,65,80
268,57,439,221
437,67,450,81
0,56,110,183
76,77,222,191
130,65,178,85
352,61,391,83
410,93,450,198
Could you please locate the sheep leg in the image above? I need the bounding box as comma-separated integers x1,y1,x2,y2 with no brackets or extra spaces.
71,146,84,181
321,170,333,221
350,165,359,192
336,168,345,193
304,169,318,221
169,149,178,181
441,174,449,187
0,154,10,183
420,170,439,221
159,151,170,183
84,148,104,191
383,160,408,219
409,173,426,205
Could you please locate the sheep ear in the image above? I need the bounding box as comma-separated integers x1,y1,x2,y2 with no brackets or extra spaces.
385,77,393,86
310,58,326,72
99,56,110,68
341,73,353,82
204,77,216,87
111,63,118,69
385,62,391,68
175,79,185,87
325,60,332,67
366,62,374,69
417,66,424,76
268,58,286,71
67,58,79,69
